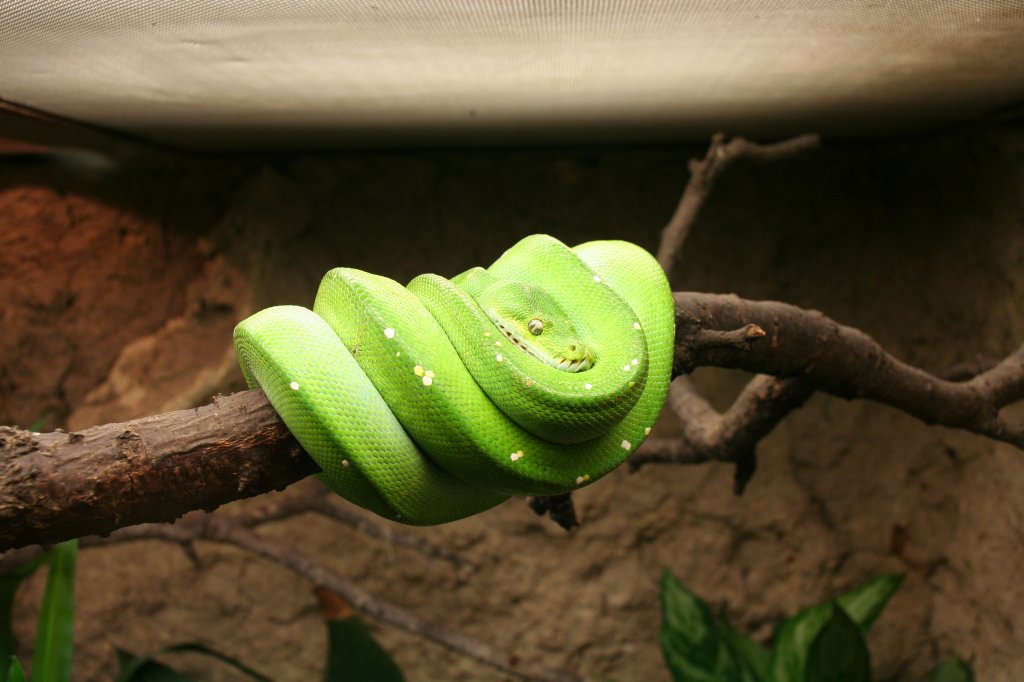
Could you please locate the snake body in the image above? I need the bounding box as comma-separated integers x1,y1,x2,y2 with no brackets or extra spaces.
233,235,674,524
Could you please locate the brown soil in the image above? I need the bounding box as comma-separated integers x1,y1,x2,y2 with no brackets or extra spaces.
4,127,1024,681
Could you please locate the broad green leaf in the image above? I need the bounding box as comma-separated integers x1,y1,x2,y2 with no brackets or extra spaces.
6,658,24,682
660,569,760,682
115,649,194,682
764,601,834,682
115,643,270,682
805,605,871,682
836,574,904,634
718,620,770,678
325,618,404,682
1,550,52,682
929,657,974,682
32,540,77,682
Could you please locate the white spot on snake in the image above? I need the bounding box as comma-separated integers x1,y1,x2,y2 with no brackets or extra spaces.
645,427,652,435
342,459,350,467
384,327,395,339
484,331,491,337
426,370,435,378
396,351,401,357
584,383,593,390
496,354,504,363
575,474,591,485
631,358,639,366
289,381,300,391
633,322,642,330
422,376,433,386
621,440,632,451
510,450,524,461
495,340,501,346
414,365,425,377
592,275,602,283
623,364,631,371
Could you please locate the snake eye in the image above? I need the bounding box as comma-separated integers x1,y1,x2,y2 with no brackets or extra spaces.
528,319,544,336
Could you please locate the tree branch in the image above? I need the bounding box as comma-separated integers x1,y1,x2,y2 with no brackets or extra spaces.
4,290,1022,550
0,390,317,551
631,375,814,493
90,514,578,682
656,132,821,280
650,133,822,492
674,292,1024,446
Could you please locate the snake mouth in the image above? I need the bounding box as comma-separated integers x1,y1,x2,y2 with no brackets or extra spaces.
493,320,593,372
553,356,592,372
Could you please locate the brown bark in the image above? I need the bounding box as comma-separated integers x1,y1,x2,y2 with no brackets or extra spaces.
0,390,316,550
3,290,1023,551
674,292,1024,446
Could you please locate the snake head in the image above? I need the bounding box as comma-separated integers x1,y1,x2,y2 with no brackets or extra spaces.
476,280,594,372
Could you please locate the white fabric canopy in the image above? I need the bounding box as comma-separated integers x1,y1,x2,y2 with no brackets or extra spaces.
1,1,1022,148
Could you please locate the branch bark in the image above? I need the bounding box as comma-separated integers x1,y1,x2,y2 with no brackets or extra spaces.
631,375,814,493
673,292,1024,446
0,391,317,551
4,291,1023,550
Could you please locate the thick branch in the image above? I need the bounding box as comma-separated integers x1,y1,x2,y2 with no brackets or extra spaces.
3,290,1022,550
0,391,317,550
675,292,1024,446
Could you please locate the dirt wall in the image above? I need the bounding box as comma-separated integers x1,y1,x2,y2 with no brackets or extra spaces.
3,126,1024,680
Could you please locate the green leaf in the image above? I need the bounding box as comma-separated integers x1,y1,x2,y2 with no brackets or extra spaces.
115,643,271,682
718,620,770,678
115,649,194,682
659,569,760,682
805,605,871,682
764,601,834,682
929,657,974,682
836,574,904,634
32,540,78,682
325,618,404,682
6,658,25,682
1,550,53,682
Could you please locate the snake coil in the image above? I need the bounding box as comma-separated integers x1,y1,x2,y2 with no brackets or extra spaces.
234,235,674,524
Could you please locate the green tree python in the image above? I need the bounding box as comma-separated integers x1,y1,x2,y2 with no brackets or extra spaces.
233,235,674,524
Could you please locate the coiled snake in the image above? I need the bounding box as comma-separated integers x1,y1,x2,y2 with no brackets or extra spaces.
233,235,674,524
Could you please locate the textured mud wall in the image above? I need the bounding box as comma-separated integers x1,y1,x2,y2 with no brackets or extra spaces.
3,126,1024,680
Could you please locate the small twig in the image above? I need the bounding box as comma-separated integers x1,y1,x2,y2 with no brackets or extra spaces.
631,375,814,493
309,498,476,570
692,324,766,355
94,515,581,682
656,132,821,280
221,487,475,570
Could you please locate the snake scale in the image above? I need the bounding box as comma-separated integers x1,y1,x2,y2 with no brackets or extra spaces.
233,234,674,524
